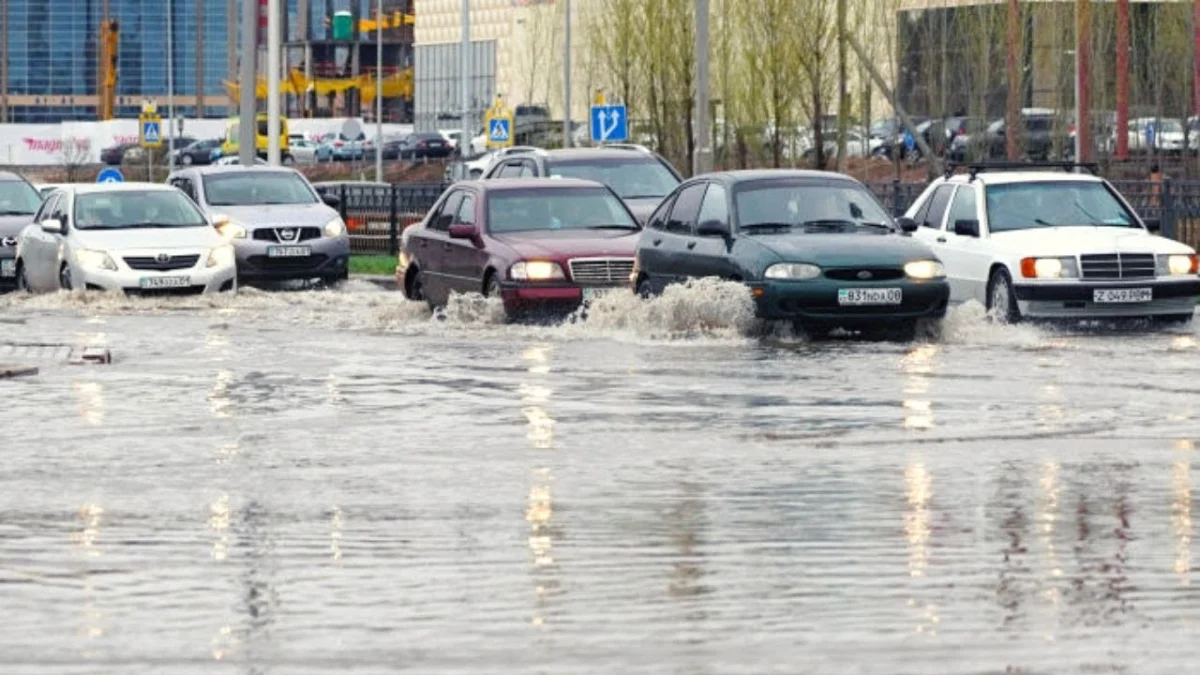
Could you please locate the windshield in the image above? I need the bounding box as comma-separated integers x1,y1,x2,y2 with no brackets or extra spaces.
734,182,893,232
546,158,680,200
202,172,318,206
74,190,208,230
986,181,1140,232
487,188,639,234
0,179,44,215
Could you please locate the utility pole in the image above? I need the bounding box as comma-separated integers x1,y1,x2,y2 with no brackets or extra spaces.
563,0,572,148
239,0,258,166
168,0,176,173
1116,0,1129,159
693,0,712,175
267,0,281,165
1075,0,1091,164
836,0,848,172
1194,0,1200,117
461,0,471,150
375,0,384,182
1005,0,1019,161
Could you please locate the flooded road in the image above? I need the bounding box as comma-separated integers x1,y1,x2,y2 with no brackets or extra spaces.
1,281,1198,674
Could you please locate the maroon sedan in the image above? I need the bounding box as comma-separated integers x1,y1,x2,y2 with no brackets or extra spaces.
397,178,642,315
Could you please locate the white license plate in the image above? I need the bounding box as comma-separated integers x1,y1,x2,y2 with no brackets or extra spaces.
267,246,311,258
139,276,191,289
582,288,602,302
1094,288,1152,304
0,259,14,278
838,287,902,306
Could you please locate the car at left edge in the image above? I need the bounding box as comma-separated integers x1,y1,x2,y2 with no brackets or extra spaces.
13,183,237,295
0,171,44,291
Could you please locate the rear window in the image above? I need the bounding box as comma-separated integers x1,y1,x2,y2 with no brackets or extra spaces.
546,157,680,200
486,188,638,234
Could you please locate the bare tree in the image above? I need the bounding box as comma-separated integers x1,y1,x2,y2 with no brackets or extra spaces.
796,0,836,169
59,137,92,183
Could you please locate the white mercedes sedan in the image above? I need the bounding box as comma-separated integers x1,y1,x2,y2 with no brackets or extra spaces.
904,168,1199,325
14,183,237,295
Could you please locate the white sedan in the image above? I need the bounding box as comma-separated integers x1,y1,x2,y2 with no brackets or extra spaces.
14,183,237,295
904,169,1199,324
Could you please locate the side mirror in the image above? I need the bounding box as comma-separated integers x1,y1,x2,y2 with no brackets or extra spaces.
41,218,64,234
321,193,341,209
696,219,731,238
210,213,231,227
895,216,919,233
954,219,981,237
448,223,479,240
1143,217,1162,233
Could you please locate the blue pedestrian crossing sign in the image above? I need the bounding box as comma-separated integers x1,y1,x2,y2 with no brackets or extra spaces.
96,167,124,184
486,114,514,148
139,114,163,149
590,104,628,143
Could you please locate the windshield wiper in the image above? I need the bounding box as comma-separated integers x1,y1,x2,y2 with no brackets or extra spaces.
120,222,197,228
0,209,35,216
587,224,640,230
741,221,794,231
620,194,666,200
802,219,857,231
857,221,896,231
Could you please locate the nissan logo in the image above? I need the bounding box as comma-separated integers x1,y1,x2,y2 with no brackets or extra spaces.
281,228,296,240
856,270,874,280
1,237,15,248
156,253,171,263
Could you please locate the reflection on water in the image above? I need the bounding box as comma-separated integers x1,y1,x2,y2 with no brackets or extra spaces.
1174,457,1193,586
72,505,105,656
209,369,234,419
72,381,105,426
900,344,938,430
210,494,231,562
522,344,561,628
1039,462,1063,613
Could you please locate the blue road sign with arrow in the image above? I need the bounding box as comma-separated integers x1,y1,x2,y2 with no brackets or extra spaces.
96,167,124,184
590,104,628,143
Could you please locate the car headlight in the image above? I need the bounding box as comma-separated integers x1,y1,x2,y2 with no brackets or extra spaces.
764,263,821,280
510,261,565,281
207,245,235,268
74,248,117,271
904,260,946,280
1019,256,1079,279
1159,253,1199,276
217,221,248,240
324,217,347,238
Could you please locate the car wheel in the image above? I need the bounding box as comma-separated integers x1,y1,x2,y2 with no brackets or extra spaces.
181,154,194,166
485,275,502,298
282,154,295,166
59,264,76,292
987,268,1021,324
1151,313,1194,327
636,276,657,298
15,262,31,293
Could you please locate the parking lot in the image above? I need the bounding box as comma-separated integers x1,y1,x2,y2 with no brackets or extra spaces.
1,282,1198,673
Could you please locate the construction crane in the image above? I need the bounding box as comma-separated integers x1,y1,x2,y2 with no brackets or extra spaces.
97,19,119,120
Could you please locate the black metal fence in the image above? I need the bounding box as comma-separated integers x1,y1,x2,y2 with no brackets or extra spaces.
866,178,1200,249
321,178,1200,257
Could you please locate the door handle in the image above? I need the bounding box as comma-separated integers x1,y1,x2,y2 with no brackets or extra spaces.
936,237,947,243
686,241,697,250
652,238,663,246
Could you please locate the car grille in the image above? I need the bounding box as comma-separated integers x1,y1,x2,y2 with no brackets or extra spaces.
251,227,323,243
823,267,905,282
567,258,635,285
125,285,207,297
247,253,329,271
123,254,201,271
1079,253,1156,279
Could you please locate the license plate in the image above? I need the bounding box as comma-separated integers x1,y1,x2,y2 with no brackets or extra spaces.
1094,288,1152,304
0,259,14,278
838,288,902,306
139,276,191,289
267,246,311,258
582,288,601,302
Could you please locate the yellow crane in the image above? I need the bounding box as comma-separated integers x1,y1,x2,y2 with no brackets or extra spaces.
97,19,119,120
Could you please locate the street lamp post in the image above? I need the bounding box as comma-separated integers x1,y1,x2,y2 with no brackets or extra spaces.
563,0,572,148
238,0,257,166
167,0,175,173
376,0,383,183
267,0,281,165
461,0,471,154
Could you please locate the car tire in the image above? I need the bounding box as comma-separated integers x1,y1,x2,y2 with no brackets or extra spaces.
987,268,1021,324
15,262,31,293
485,275,502,298
1151,313,1194,327
59,264,74,292
181,154,194,166
636,276,657,298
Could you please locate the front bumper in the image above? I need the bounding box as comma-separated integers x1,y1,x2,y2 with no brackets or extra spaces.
76,259,236,296
749,278,951,326
233,235,351,281
1013,279,1200,318
497,281,621,312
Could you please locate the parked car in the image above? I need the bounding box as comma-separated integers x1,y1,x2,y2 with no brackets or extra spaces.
482,145,683,224
12,183,236,295
125,136,197,165
325,132,366,161
905,166,1199,324
0,171,44,290
213,155,269,166
1116,117,1188,155
289,138,334,164
100,142,137,165
380,136,407,160
632,170,949,340
399,132,455,160
397,178,641,316
174,138,223,166
166,166,348,286
36,183,70,198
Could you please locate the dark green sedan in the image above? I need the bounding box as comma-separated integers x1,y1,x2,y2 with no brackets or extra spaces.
631,170,950,338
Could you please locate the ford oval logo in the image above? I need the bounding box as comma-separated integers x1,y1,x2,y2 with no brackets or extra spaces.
857,270,874,280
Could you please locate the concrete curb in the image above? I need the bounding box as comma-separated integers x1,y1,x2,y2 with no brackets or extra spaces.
0,365,39,379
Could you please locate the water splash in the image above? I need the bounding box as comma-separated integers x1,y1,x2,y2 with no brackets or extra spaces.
569,278,759,341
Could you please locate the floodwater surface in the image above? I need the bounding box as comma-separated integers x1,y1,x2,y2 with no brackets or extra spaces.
1,280,1198,674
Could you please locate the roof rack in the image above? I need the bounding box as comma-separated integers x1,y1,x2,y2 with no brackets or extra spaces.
945,161,1100,181
596,143,652,154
